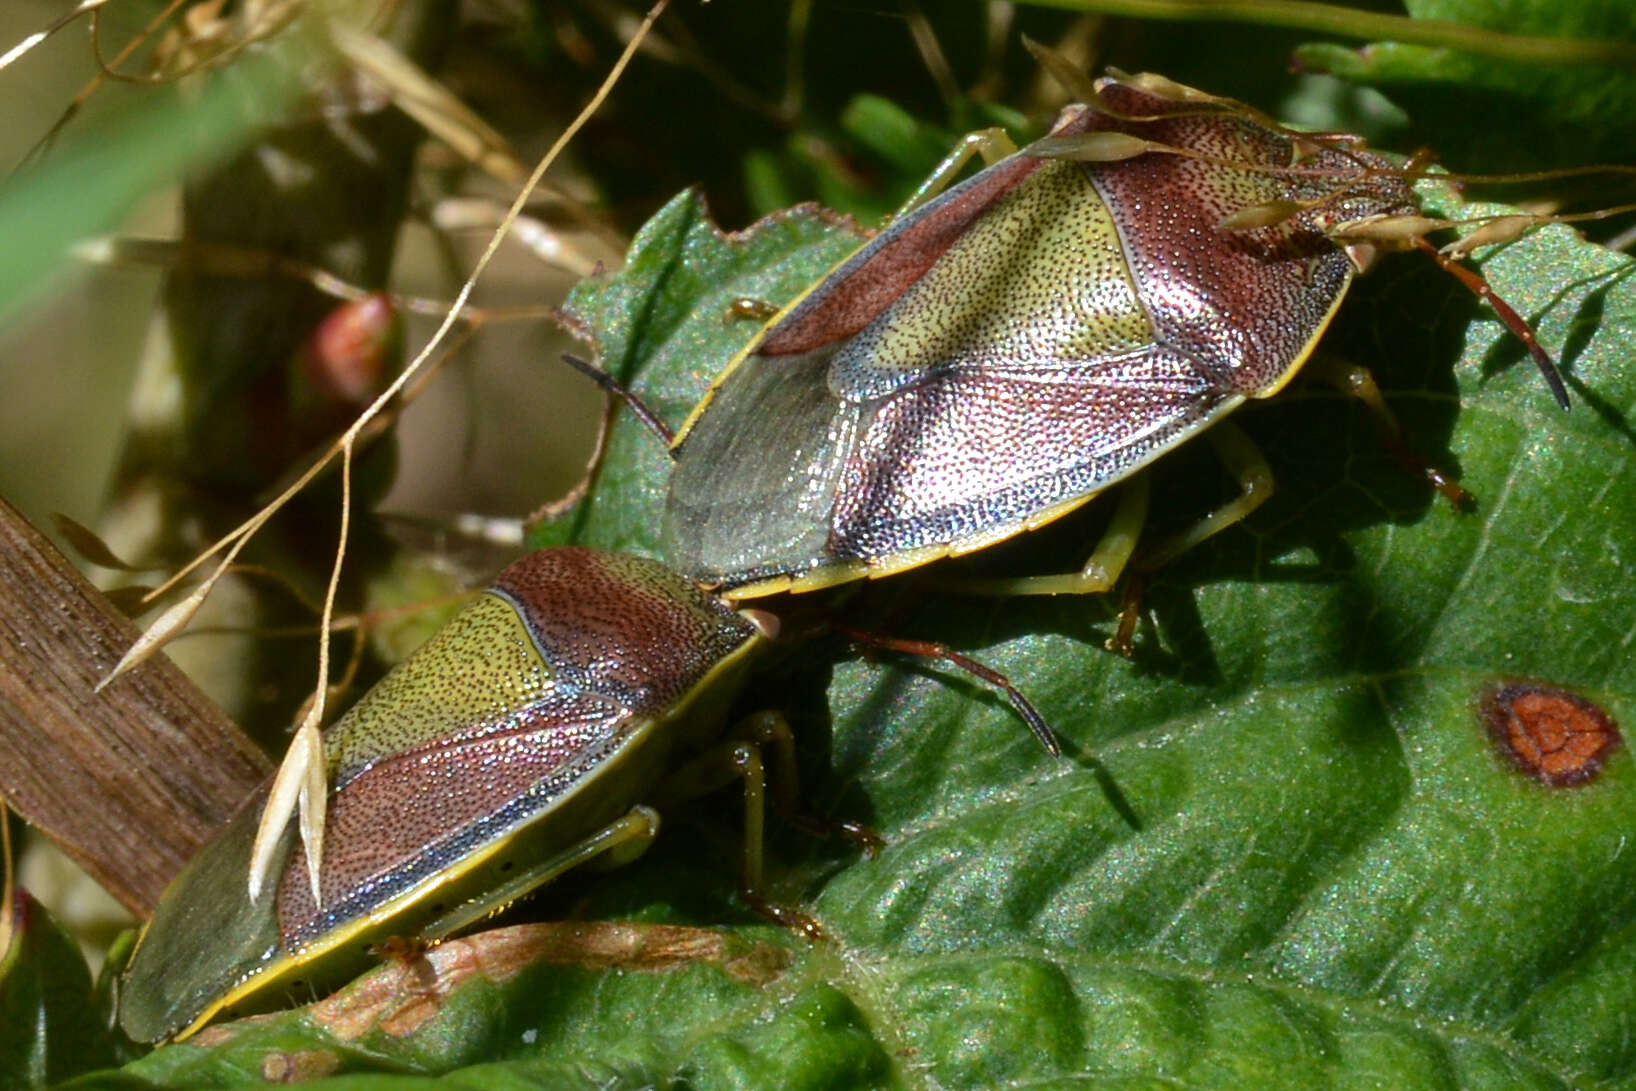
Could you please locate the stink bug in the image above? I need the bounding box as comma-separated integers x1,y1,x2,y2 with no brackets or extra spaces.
657,66,1570,606
119,547,773,1043
118,545,1049,1042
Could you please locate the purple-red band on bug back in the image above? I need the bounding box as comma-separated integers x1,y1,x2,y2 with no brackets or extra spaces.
276,548,760,945
491,547,759,712
1085,80,1417,395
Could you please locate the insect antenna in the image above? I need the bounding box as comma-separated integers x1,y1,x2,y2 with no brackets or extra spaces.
560,353,675,447
1409,237,1571,410
1213,165,1578,410
831,624,1061,758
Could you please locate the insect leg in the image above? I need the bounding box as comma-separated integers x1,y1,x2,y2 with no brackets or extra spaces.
947,431,1265,651
1307,356,1469,508
1097,425,1274,655
560,353,675,447
832,625,1060,757
1137,421,1274,573
730,711,882,856
659,715,866,937
892,127,1020,221
725,739,825,940
1412,236,1569,410
415,807,662,941
949,476,1151,597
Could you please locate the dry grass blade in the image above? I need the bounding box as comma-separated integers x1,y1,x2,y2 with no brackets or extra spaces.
0,0,113,72
248,713,317,903
1021,33,1100,104
266,438,356,902
326,21,529,186
97,581,214,692
297,714,327,904
52,512,146,572
430,199,604,279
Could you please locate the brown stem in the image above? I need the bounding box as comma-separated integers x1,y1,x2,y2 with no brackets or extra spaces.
0,496,268,917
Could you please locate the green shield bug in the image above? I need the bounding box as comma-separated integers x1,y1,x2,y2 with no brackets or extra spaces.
118,544,1052,1041
118,547,774,1043
657,66,1570,607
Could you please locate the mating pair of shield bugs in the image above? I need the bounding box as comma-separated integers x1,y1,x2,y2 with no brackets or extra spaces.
120,58,1603,1042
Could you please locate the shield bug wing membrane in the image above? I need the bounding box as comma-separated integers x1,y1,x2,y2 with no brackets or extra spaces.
115,791,285,1043
663,75,1420,597
119,548,767,1043
660,343,863,591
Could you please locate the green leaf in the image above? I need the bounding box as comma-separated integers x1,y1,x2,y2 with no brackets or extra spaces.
0,891,118,1085
111,923,887,1088
523,175,1636,1085
107,139,1636,1091
1293,0,1636,168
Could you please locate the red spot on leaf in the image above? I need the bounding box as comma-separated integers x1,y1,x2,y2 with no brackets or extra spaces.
1481,682,1621,787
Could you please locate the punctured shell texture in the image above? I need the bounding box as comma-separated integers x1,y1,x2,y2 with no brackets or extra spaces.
662,77,1419,591
119,548,762,1041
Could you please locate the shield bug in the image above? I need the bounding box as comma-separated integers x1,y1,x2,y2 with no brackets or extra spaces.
118,545,1051,1042
119,547,774,1043
657,66,1570,605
